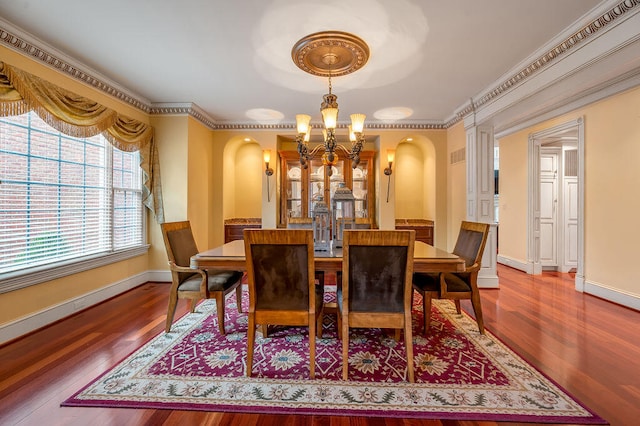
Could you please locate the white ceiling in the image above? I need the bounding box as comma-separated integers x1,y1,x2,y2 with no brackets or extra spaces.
0,0,604,128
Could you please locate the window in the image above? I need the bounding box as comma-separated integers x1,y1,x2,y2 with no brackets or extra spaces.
0,111,145,286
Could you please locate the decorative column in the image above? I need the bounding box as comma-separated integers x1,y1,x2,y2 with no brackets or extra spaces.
465,114,499,288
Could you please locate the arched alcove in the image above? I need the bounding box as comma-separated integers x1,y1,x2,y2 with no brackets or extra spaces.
394,137,436,222
222,137,263,220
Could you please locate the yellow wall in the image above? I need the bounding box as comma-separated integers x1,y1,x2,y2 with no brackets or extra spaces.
497,85,640,297
446,122,467,251
0,255,149,324
188,117,216,249
396,143,426,218
233,143,263,218
496,129,529,261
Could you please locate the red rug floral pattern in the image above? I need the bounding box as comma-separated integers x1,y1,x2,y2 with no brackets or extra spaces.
63,287,605,423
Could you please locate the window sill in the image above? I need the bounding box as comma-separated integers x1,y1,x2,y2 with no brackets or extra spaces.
0,245,150,294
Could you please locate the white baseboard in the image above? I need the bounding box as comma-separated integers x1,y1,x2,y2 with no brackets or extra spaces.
583,279,640,312
0,271,170,345
497,255,530,273
478,275,499,288
147,269,172,283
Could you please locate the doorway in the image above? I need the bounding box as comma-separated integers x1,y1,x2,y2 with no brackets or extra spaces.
528,118,585,289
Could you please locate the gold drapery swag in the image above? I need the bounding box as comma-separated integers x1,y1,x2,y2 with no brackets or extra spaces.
0,62,164,223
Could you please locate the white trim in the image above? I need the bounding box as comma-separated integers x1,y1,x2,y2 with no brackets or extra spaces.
497,255,531,274
583,279,640,312
0,271,170,345
527,118,584,279
147,269,172,283
493,68,640,139
477,275,499,289
527,134,542,275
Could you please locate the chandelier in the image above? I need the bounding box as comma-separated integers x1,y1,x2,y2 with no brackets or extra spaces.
291,31,370,176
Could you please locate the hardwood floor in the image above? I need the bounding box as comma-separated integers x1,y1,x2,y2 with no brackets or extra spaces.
1,264,638,425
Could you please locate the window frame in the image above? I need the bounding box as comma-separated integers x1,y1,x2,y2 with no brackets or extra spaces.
0,113,148,294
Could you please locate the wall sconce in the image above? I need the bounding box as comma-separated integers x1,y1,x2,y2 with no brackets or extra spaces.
384,149,395,203
264,150,274,202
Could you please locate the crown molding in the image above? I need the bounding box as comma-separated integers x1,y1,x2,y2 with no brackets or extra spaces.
466,0,640,128
1,0,639,131
0,17,151,113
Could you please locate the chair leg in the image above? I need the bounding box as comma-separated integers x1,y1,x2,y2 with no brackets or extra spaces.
235,284,243,313
336,310,343,340
423,293,433,333
454,299,462,314
309,314,316,379
215,293,226,335
404,312,415,383
165,292,179,333
246,313,255,377
471,293,485,334
316,309,324,339
342,317,350,380
261,324,268,337
189,298,197,313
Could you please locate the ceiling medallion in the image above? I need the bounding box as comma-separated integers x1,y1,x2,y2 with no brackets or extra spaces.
291,31,370,174
291,31,370,77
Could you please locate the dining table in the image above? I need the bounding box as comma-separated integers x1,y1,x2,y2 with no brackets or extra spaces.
190,239,465,274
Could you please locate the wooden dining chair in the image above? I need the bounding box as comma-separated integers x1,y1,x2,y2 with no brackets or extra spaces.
243,229,323,378
161,221,243,334
412,221,490,334
338,229,416,382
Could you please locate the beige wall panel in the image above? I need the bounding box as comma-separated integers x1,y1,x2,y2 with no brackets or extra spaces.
581,87,640,295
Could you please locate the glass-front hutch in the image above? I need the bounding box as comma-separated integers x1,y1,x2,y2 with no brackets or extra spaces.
279,150,375,228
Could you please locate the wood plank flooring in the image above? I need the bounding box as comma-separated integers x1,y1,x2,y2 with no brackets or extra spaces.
1,265,639,425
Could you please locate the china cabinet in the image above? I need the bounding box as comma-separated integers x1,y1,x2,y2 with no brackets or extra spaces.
279,150,375,228
395,219,434,245
224,218,262,243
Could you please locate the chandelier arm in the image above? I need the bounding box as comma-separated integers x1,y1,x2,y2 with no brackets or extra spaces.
309,144,325,157
334,144,350,155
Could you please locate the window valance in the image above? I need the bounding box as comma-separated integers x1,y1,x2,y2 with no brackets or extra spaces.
0,62,164,223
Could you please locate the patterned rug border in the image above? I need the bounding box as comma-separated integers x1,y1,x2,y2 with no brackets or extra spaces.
62,292,606,424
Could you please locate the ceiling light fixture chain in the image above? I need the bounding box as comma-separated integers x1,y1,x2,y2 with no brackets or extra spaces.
291,31,370,176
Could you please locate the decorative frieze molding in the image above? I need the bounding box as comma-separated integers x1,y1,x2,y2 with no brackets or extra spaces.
2,0,639,131
472,0,640,115
149,103,219,130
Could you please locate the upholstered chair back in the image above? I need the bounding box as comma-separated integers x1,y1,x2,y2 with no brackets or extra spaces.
248,243,310,311
346,245,409,313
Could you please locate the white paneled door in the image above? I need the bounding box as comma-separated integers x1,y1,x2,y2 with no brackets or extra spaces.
539,148,560,268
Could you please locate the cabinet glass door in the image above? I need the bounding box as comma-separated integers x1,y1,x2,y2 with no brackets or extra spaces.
308,158,345,214
284,159,303,219
352,160,369,219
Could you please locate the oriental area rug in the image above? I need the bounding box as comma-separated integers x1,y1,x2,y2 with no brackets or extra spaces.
63,288,605,424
